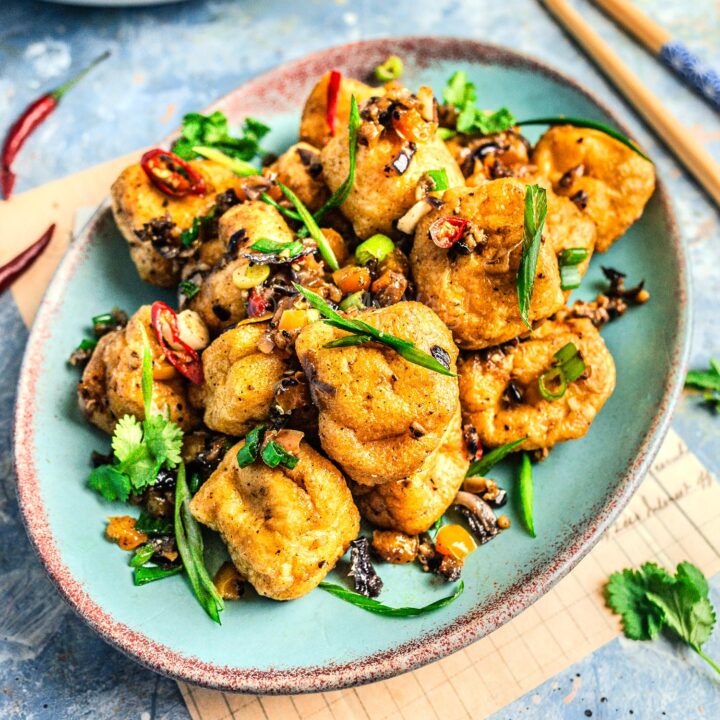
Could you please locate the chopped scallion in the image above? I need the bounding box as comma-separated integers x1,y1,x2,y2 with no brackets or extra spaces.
537,342,586,400
427,168,449,192
338,292,366,311
260,441,299,470
374,55,404,82
133,565,182,586
236,425,266,468
192,145,260,176
560,264,582,290
355,234,395,266
179,279,200,300
560,247,589,266
250,237,305,257
130,543,156,568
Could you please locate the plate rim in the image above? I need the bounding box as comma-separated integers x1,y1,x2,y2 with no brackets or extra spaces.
13,36,691,694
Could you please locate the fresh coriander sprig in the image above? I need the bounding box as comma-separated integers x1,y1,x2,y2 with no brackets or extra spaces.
87,332,183,502
293,283,455,377
443,71,516,136
606,561,719,676
466,437,528,478
174,462,225,623
516,184,548,329
319,580,464,616
685,359,720,412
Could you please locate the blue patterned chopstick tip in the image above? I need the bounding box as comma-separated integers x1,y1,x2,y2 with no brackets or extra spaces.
660,40,720,111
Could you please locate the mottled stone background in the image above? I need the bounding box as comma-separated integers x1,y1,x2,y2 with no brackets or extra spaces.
0,0,718,717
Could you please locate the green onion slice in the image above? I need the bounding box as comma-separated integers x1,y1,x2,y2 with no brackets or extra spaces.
560,264,582,290
538,367,567,400
259,192,303,222
279,183,339,271
261,441,299,470
179,279,200,300
466,436,528,478
236,425,266,468
319,580,464,616
374,55,404,82
516,185,548,328
133,565,182,586
516,117,650,161
518,453,536,538
427,168,449,192
560,247,589,265
537,342,586,400
77,338,97,352
338,291,366,311
130,543,156,568
192,145,260,176
355,233,395,266
250,237,305,257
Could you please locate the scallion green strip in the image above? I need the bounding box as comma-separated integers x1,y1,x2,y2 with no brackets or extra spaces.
92,312,113,325
134,512,174,536
174,462,224,623
319,580,464,616
516,117,650,161
279,183,339,271
236,425,266,468
294,283,455,377
133,565,182,586
261,441,299,470
537,342,586,400
466,437,528,478
559,247,589,266
560,264,582,290
516,185,547,329
259,192,303,222
338,291,366,311
130,543,156,568
538,367,567,400
250,237,305,257
324,334,373,348
518,453,536,537
192,145,260,176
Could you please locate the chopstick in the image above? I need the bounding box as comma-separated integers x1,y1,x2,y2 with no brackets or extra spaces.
541,0,720,207
592,0,720,112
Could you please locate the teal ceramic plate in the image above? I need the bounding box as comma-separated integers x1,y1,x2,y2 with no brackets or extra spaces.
14,38,690,693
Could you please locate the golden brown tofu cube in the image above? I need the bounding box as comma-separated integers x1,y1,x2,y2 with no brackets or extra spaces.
266,142,329,211
189,440,360,600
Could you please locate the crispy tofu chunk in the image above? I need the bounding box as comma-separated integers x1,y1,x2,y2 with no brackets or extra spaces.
352,406,467,534
266,142,329,211
410,179,565,350
299,72,376,148
77,305,198,434
111,160,246,287
295,301,459,485
532,125,655,252
459,315,616,450
189,440,359,600
198,323,287,436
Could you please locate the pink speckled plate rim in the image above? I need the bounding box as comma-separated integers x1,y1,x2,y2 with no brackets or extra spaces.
14,37,690,694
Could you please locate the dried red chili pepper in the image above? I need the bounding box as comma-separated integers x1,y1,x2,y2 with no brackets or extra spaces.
1,52,110,200
0,223,55,293
150,301,204,385
428,216,469,249
326,70,342,137
247,287,271,318
140,149,206,198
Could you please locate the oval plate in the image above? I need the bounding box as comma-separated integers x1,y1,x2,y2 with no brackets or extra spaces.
14,38,689,693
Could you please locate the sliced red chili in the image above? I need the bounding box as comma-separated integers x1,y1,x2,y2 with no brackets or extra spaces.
428,216,469,249
247,287,271,318
326,70,342,137
150,301,204,385
141,149,206,198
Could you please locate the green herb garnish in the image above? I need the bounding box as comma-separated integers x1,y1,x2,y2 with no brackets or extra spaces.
518,453,535,537
236,426,300,471
606,561,719,676
76,338,97,352
130,543,156,568
236,425,266,468
559,247,589,291
338,292,366,311
293,283,455,377
174,461,224,623
516,184,547,328
443,71,516,136
685,359,720,412
466,437,527,478
249,237,305,258
319,580,464,616
259,191,303,222
427,168,449,192
374,55,404,82
538,342,586,401
279,183,339,271
179,279,200,301
172,111,269,165
354,233,395,266
261,441,300,470
133,565,183,586
87,331,183,502
179,217,203,247
517,116,650,161
192,145,259,177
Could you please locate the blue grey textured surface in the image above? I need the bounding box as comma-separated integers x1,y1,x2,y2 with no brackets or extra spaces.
0,0,718,718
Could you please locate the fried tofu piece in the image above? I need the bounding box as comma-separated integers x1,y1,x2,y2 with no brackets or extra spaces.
295,301,460,485
77,305,198,434
266,142,330,211
352,406,467,535
410,180,565,350
459,315,616,450
198,322,287,436
111,160,246,287
299,72,376,148
190,440,359,600
322,107,464,239
186,201,295,333
532,125,655,252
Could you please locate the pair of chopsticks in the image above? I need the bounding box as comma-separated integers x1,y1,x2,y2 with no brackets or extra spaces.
541,0,720,207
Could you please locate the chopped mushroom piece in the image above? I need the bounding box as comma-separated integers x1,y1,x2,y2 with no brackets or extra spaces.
349,537,384,598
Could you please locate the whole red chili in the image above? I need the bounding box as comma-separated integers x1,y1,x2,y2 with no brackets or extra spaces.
150,301,204,385
1,51,110,200
140,149,207,198
0,223,55,293
325,70,342,137
428,216,469,249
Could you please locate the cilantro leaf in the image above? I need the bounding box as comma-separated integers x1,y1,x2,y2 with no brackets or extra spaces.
112,415,143,462
443,71,476,108
171,111,270,162
143,415,183,468
88,465,131,502
606,563,671,641
685,359,720,412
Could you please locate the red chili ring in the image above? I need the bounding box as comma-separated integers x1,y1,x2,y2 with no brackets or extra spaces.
428,216,469,249
141,149,207,198
326,70,342,137
150,301,204,385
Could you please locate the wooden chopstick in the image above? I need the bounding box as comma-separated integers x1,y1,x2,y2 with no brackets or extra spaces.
592,0,720,112
541,0,720,207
